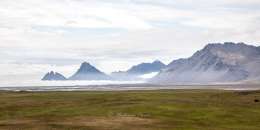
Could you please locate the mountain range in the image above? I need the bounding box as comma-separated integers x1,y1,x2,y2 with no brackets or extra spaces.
42,60,165,81
151,42,260,84
42,42,260,84
42,62,111,81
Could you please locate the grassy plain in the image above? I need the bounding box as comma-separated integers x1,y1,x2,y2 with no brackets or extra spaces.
0,89,260,130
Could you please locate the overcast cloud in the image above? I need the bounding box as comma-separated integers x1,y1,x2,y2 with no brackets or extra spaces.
0,0,260,82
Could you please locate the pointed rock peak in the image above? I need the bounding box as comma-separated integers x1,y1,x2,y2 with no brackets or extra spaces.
69,62,110,80
79,62,95,69
74,62,102,74
81,62,90,66
79,62,92,69
50,71,54,75
42,71,67,81
80,62,93,69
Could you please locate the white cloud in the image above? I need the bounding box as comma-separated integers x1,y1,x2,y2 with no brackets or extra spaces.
0,0,152,30
0,0,260,83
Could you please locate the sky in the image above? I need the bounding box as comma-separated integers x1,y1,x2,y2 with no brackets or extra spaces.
0,0,260,82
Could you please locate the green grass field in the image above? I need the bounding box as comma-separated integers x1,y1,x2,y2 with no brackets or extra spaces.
0,89,260,130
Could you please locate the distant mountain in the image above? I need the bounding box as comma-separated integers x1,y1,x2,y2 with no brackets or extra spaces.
69,62,111,80
127,60,166,74
152,42,260,84
111,60,166,80
42,71,67,81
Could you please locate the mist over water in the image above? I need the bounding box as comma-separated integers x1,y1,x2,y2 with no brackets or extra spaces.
0,80,145,87
1,79,260,91
0,71,157,91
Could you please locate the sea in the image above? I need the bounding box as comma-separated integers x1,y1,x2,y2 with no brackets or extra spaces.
0,80,259,91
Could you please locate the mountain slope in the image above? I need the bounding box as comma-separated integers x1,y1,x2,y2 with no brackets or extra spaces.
152,42,260,84
111,60,166,80
127,60,166,74
69,62,111,80
42,71,67,81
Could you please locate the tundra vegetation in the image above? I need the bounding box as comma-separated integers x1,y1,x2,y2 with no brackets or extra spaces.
0,89,260,130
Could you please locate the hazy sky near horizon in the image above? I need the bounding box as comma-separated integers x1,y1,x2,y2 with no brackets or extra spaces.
0,0,260,82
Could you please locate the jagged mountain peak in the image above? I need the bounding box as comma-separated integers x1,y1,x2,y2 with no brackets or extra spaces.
153,42,260,84
42,71,67,81
201,42,260,55
81,62,91,66
188,42,260,65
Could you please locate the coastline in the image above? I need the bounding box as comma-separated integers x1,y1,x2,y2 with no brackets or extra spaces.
0,84,260,91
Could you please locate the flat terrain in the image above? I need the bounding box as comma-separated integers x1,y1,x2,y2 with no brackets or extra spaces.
0,89,260,130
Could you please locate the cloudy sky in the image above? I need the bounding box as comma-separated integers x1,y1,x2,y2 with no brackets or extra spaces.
0,0,260,82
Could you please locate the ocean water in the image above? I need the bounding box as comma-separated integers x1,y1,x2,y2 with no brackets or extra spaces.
0,80,259,91
0,80,145,87
0,72,159,91
0,80,149,91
